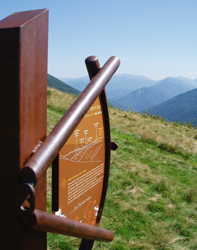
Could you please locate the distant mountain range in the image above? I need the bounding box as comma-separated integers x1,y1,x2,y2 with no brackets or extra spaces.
60,73,156,95
117,77,195,112
148,88,197,126
60,74,197,112
50,73,197,126
61,74,156,109
48,74,80,95
176,76,197,85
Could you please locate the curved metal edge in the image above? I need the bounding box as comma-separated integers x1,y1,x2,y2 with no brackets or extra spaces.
18,183,36,215
84,56,112,226
95,89,111,225
79,56,115,250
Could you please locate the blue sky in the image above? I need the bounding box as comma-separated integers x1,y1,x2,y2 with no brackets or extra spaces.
1,0,197,80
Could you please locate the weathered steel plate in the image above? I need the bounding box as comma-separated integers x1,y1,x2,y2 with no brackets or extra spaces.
57,96,106,225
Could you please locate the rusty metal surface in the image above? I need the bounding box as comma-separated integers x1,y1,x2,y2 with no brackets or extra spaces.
0,9,48,29
0,9,48,249
18,183,36,215
85,55,100,79
22,209,114,242
20,56,120,185
79,56,112,250
85,57,111,227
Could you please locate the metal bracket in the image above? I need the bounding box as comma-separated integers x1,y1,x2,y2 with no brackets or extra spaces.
111,141,118,151
18,183,35,215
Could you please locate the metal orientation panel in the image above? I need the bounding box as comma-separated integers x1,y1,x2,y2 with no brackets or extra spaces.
57,95,108,225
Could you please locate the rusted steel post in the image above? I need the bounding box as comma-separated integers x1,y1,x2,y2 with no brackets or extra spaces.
20,56,120,185
0,9,48,249
79,56,112,250
22,209,114,242
85,55,100,79
85,56,111,226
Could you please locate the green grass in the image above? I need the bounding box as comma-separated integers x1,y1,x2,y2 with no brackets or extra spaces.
47,87,197,250
95,127,197,249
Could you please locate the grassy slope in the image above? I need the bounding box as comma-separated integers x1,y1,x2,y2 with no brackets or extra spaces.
47,87,197,250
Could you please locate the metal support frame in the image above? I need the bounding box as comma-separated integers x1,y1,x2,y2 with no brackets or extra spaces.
20,56,120,185
20,56,120,243
0,9,120,250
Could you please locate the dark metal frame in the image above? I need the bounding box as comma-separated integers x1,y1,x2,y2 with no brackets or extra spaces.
79,56,112,249
20,56,120,186
0,9,120,250
20,55,120,243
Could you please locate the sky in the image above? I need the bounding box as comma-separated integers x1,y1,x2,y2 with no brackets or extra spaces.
0,0,197,81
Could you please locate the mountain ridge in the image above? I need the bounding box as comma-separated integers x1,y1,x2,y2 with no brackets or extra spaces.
116,77,195,112
60,73,156,93
48,74,80,95
148,88,197,126
50,73,197,125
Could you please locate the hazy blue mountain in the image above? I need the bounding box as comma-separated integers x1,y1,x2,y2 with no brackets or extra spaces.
117,87,168,112
48,74,80,95
107,89,129,101
176,76,197,86
60,76,89,92
60,74,156,98
193,78,197,85
117,77,195,112
60,77,74,82
148,88,197,126
105,74,156,92
150,77,194,97
58,74,197,114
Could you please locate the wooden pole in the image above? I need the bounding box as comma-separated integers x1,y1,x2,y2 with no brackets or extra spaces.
0,9,48,249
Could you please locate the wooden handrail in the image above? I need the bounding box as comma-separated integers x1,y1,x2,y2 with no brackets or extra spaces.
21,209,114,242
20,56,120,185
